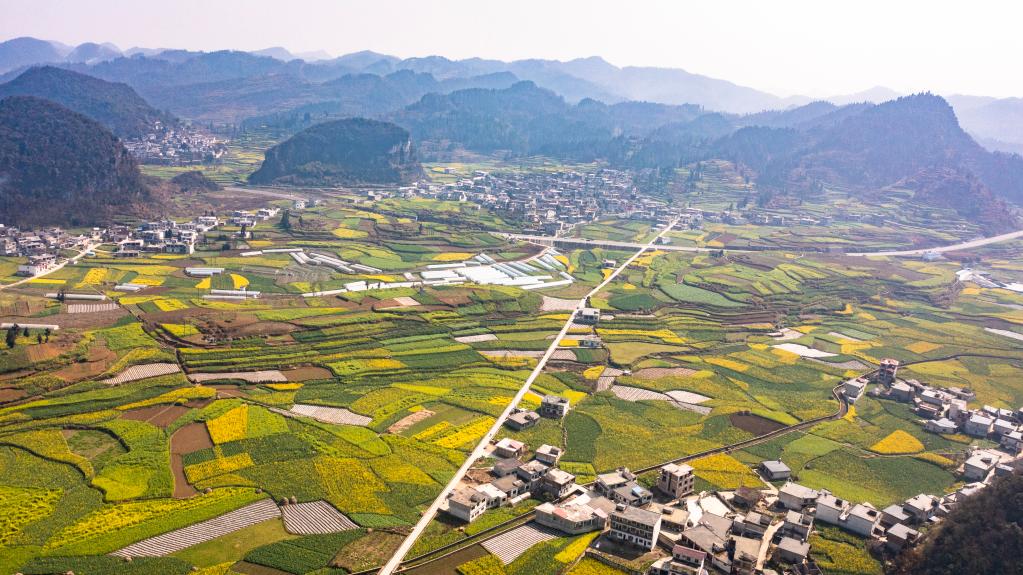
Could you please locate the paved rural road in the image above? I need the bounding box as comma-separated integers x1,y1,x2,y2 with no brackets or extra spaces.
222,186,308,201
845,228,1023,256
501,233,727,253
0,242,99,292
508,228,1023,258
376,219,679,575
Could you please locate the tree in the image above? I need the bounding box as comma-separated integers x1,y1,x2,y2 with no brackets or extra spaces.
44,327,51,342
279,209,291,230
36,333,42,344
22,327,28,337
6,324,19,349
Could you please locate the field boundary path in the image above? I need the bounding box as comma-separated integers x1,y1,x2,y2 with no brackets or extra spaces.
375,219,679,575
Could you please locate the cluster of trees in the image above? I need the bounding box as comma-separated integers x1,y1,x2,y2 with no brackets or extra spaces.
4,323,50,349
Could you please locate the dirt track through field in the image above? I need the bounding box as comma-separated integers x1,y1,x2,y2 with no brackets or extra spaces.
169,422,214,498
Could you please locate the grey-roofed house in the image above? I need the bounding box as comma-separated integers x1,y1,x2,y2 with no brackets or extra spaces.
781,510,813,542
965,413,993,437
492,474,527,500
925,418,957,434
814,492,848,525
447,486,487,523
506,410,540,431
963,452,998,481
843,503,880,537
759,459,791,481
609,505,662,551
611,481,653,507
535,444,563,465
881,504,910,528
902,494,939,524
774,536,811,564
515,459,549,490
595,467,636,496
778,482,819,511
658,463,695,499
539,394,571,419
494,437,527,458
540,468,576,499
492,457,522,478
886,523,920,552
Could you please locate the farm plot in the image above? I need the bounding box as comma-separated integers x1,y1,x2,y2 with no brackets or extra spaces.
610,385,713,415
482,522,559,564
113,499,281,557
67,302,120,314
103,363,182,385
287,404,372,426
281,500,358,534
190,370,288,383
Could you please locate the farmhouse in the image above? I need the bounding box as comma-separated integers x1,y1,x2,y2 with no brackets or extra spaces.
842,377,868,402
506,410,540,430
1000,430,1023,453
494,437,526,458
447,486,487,523
902,494,939,524
964,413,994,437
539,394,571,419
886,523,920,552
963,452,998,481
535,494,612,534
774,536,811,564
492,457,522,477
491,475,527,500
924,418,957,434
596,467,637,496
758,459,791,481
575,307,601,325
474,483,509,508
657,463,695,499
781,510,814,542
539,468,577,498
843,503,881,537
535,444,563,465
516,460,550,493
609,505,662,551
814,492,848,525
611,481,654,507
878,358,900,384
778,482,819,511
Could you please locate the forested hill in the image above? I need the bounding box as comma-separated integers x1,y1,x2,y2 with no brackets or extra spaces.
0,96,150,226
0,66,173,138
249,118,422,186
389,80,702,158
892,471,1023,575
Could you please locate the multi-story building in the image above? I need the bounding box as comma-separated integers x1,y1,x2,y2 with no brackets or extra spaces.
609,506,662,551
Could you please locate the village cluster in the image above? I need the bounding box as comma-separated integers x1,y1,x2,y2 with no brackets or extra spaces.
434,355,1021,575
403,169,678,234
123,123,226,165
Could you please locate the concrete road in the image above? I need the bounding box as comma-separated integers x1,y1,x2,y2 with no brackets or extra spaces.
846,229,1023,256
376,220,678,575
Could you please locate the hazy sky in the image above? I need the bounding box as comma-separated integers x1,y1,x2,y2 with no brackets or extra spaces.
1,0,1018,98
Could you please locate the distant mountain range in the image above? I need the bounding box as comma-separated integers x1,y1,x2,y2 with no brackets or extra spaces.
2,35,1020,152
0,95,150,226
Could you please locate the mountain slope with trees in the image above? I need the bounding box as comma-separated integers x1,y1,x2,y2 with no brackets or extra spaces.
0,66,173,138
249,117,422,186
0,96,150,226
